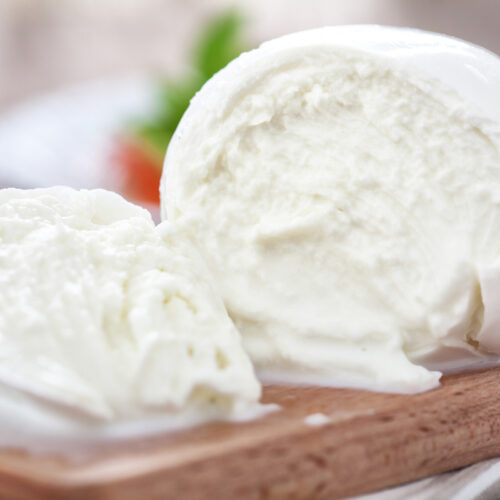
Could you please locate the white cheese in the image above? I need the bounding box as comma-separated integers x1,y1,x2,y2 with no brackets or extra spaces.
303,413,331,427
0,187,260,447
161,26,500,393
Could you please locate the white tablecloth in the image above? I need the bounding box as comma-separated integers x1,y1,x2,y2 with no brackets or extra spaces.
355,457,500,500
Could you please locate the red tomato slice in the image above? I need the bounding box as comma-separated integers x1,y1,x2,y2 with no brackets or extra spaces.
111,138,162,206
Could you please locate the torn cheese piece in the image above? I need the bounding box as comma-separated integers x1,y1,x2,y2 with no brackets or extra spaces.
0,187,260,443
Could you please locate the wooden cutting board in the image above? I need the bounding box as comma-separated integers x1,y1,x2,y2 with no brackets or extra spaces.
1,366,500,500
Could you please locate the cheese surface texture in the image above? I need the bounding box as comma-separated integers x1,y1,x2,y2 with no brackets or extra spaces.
161,26,500,393
0,187,260,439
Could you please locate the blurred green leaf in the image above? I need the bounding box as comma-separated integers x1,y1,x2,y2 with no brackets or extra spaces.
193,9,247,80
129,9,248,160
133,78,201,154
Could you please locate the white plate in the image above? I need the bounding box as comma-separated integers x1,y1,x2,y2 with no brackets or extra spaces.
0,76,156,192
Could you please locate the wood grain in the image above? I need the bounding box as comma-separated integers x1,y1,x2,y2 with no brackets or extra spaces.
1,367,500,500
